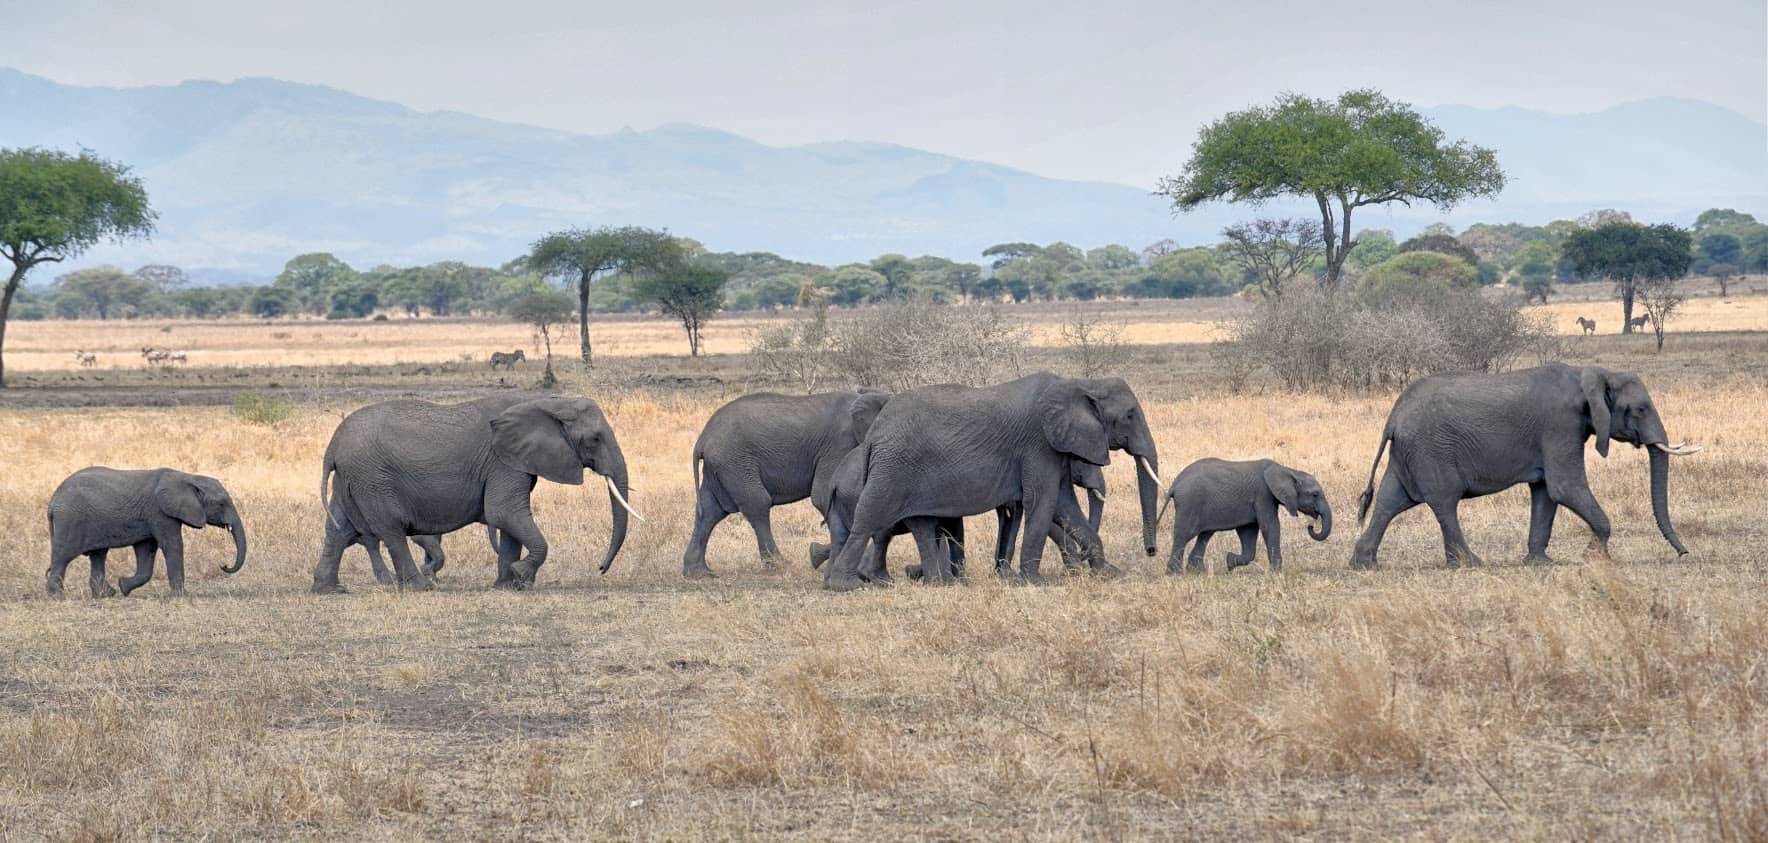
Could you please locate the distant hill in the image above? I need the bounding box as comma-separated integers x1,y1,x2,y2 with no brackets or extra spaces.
2,69,1763,280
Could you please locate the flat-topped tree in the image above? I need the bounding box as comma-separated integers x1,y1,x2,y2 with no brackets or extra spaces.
1158,90,1504,290
0,148,155,388
1562,223,1694,333
528,226,683,366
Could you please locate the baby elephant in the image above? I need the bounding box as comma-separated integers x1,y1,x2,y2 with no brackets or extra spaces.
47,467,248,597
1161,458,1330,574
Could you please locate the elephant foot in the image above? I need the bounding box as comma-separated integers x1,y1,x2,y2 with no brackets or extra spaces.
1088,563,1125,580
119,579,147,597
90,579,118,598
1267,560,1283,574
169,586,188,598
1522,552,1555,566
1446,548,1485,569
372,574,395,587
682,564,719,580
1225,552,1251,571
491,578,524,591
1348,551,1378,571
824,572,871,592
808,543,831,569
905,564,923,581
1582,539,1612,564
397,577,435,593
311,582,348,595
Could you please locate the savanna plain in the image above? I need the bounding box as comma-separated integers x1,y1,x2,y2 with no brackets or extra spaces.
0,293,1764,840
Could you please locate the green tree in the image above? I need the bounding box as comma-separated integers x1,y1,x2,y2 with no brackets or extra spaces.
825,264,886,305
528,226,682,365
981,242,1043,270
326,277,379,319
1158,89,1504,288
1398,233,1481,268
55,266,152,319
1692,208,1758,235
1698,233,1742,265
632,264,731,356
1345,229,1398,269
249,286,298,318
1360,251,1478,306
175,287,223,318
0,148,155,387
1086,244,1140,271
275,253,358,315
507,287,576,387
1561,223,1694,332
869,254,915,300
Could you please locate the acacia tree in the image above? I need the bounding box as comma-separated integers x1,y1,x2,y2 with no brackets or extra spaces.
0,148,155,387
633,265,730,356
1561,223,1693,332
1158,90,1505,289
508,287,576,387
528,226,682,365
1635,275,1685,352
1218,217,1323,298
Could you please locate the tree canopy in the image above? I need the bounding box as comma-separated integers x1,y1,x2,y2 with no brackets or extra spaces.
1157,89,1504,288
0,147,155,386
1561,223,1693,332
632,264,731,357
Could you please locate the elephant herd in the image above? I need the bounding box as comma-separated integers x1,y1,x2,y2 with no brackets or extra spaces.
41,363,1698,598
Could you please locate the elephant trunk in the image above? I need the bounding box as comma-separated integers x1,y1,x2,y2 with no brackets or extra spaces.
597,456,631,574
1135,453,1160,557
222,507,248,574
1648,446,1687,556
1307,499,1332,542
1086,487,1104,534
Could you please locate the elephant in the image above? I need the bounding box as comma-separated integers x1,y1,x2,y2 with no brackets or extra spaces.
822,372,1161,591
684,388,890,578
973,459,1109,578
1575,317,1595,336
1158,458,1330,574
352,532,448,585
46,467,247,597
1350,363,1698,570
489,350,526,369
313,394,637,593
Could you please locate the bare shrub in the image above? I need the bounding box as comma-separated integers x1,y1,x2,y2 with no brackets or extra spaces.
832,299,1027,391
748,295,835,393
1219,284,1557,392
1059,307,1128,377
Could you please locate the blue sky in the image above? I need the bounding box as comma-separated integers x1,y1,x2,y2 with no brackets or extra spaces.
3,0,1762,185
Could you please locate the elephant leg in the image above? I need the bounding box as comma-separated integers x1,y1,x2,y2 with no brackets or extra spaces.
1185,530,1214,572
1226,525,1259,570
1017,493,1059,583
493,528,523,586
994,505,1022,577
863,531,895,583
1427,498,1482,569
157,529,188,596
313,520,354,594
495,510,548,589
46,547,78,596
362,539,396,586
1524,481,1557,564
415,535,447,577
738,502,784,566
1550,481,1613,563
683,482,730,578
939,518,966,578
119,539,158,596
909,518,953,584
1350,471,1417,570
1258,512,1285,573
380,535,435,592
86,549,118,598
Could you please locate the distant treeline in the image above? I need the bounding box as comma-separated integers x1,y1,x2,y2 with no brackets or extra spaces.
13,208,1766,322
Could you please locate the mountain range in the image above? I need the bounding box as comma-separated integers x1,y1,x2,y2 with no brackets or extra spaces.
2,68,1763,282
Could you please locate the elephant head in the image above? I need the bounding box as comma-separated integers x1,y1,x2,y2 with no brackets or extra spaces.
1263,463,1331,541
850,388,892,442
1580,367,1696,555
154,471,248,573
1039,376,1161,556
490,398,637,573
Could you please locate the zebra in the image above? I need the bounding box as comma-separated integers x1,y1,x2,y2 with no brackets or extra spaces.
489,349,526,370
1574,316,1595,336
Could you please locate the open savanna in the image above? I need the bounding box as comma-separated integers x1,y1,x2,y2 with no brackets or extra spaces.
0,297,1764,840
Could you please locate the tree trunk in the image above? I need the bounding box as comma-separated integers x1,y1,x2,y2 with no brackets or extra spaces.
577,270,593,366
1621,282,1636,333
0,263,28,389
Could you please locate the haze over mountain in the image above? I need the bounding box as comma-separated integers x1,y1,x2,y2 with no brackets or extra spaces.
2,69,1763,282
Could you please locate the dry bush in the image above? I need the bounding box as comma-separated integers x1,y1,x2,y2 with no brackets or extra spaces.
832,299,1028,390
1221,284,1560,391
1058,307,1128,377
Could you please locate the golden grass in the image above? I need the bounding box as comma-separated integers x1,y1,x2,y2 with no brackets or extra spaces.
1,370,1763,838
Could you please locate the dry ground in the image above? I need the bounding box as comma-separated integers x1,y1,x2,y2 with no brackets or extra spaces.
0,299,1764,840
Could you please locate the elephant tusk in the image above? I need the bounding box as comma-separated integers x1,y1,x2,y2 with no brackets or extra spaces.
1652,441,1702,456
1088,488,1105,502
1137,456,1157,480
606,476,646,522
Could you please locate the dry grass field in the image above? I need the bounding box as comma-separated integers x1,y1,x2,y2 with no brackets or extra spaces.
0,294,1764,840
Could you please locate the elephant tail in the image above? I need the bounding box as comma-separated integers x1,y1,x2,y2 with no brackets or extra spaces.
1356,427,1393,526
320,441,342,531
1155,485,1174,526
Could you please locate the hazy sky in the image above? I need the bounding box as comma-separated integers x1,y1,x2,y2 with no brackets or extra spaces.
5,0,1763,186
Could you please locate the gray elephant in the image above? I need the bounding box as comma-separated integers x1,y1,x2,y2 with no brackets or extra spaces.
1159,458,1330,574
352,532,448,585
976,459,1109,578
1351,363,1698,569
314,394,637,592
684,388,890,578
46,467,247,597
823,372,1162,591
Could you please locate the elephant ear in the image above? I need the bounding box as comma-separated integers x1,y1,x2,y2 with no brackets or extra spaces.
154,472,205,528
1263,464,1301,517
849,391,890,442
490,400,586,485
1580,368,1612,458
1039,380,1109,466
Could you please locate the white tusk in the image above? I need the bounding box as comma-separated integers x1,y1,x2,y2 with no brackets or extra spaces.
1137,456,1158,480
606,476,646,522
1652,441,1702,456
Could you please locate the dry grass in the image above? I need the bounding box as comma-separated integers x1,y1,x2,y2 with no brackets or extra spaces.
12,289,1768,375
1,336,1765,838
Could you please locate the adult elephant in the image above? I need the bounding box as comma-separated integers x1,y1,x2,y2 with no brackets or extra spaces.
822,372,1161,591
684,388,890,578
314,394,637,593
1351,363,1698,569
46,467,247,597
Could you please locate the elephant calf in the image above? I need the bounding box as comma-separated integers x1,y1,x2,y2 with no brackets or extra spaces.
47,467,248,597
1161,458,1330,574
